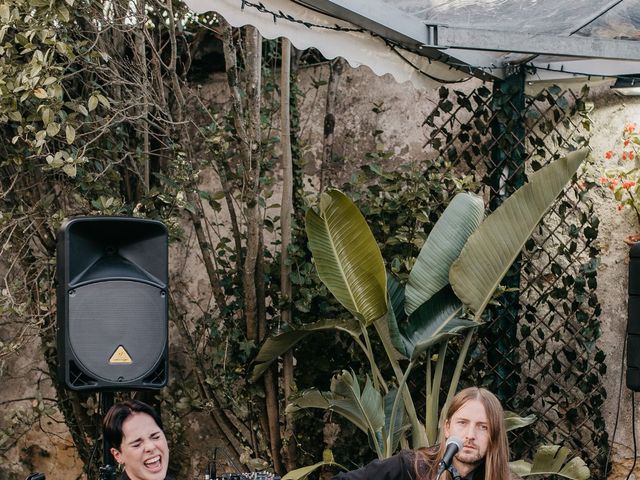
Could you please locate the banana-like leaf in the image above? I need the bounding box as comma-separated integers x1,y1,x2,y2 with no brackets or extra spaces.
504,411,536,432
286,389,371,433
282,460,345,480
282,450,348,480
509,445,590,480
387,273,408,356
332,370,385,436
286,370,385,440
250,318,360,382
306,189,387,326
450,148,588,319
405,192,485,316
282,461,326,480
401,285,477,361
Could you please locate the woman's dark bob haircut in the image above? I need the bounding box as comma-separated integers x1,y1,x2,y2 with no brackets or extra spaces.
103,399,164,450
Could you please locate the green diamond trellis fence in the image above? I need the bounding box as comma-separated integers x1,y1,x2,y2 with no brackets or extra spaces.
419,71,608,477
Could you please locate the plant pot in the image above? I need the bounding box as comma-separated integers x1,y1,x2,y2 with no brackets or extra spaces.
624,234,640,246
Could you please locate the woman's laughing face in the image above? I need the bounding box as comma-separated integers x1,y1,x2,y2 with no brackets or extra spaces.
111,412,169,480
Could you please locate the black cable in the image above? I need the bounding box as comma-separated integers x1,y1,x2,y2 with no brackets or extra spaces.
604,334,627,478
241,0,363,32
236,0,473,84
386,42,474,84
626,392,637,480
217,445,252,479
86,394,102,478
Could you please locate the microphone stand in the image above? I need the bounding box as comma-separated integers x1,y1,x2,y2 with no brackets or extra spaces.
435,464,446,480
435,437,462,480
99,392,117,480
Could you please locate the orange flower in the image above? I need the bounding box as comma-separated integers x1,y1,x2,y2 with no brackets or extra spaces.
623,180,636,189
625,139,631,147
618,204,625,211
625,123,637,133
623,151,630,160
605,150,615,159
599,176,608,184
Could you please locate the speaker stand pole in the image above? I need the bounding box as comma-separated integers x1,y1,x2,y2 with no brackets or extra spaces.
100,391,116,480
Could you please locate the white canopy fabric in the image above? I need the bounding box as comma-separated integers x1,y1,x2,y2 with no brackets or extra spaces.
184,0,640,89
184,0,470,89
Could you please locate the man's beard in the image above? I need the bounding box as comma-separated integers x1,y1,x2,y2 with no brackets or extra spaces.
455,449,484,467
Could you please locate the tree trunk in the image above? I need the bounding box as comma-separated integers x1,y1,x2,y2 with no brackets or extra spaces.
320,58,345,191
279,38,297,472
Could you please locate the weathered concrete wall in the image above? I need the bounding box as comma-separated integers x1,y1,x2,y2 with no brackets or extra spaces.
0,257,84,480
588,89,640,479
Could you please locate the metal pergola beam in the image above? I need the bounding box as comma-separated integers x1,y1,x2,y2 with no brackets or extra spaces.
294,0,506,80
294,0,640,80
426,25,640,62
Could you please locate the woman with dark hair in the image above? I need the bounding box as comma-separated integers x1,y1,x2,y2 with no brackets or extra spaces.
332,387,519,480
103,400,171,480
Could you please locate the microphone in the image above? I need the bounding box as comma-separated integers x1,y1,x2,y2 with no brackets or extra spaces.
436,437,463,480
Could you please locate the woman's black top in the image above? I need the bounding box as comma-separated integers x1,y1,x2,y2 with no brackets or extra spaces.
118,471,174,480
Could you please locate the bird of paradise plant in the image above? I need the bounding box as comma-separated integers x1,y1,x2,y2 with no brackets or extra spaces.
251,149,590,480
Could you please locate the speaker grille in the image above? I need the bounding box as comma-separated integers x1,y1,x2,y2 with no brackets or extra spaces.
68,280,166,384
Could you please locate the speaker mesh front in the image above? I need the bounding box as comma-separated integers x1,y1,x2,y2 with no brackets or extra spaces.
68,280,166,383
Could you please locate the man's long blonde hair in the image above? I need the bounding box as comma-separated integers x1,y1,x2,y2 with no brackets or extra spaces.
414,387,511,480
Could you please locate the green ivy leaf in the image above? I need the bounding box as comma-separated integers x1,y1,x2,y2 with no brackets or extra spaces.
65,125,76,144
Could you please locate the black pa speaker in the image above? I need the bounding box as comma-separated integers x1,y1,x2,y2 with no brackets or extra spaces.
56,217,168,391
628,242,640,391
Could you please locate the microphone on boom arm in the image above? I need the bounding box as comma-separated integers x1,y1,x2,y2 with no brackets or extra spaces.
436,437,463,480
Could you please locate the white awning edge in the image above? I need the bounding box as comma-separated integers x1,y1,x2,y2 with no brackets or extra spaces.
184,0,470,90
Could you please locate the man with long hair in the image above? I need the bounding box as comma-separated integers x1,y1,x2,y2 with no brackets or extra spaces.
332,387,518,480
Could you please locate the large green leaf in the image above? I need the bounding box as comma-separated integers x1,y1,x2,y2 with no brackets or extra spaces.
286,370,385,441
282,460,346,480
450,148,588,318
282,461,327,480
401,285,477,361
305,189,387,326
504,411,536,432
510,445,590,480
405,192,484,316
286,389,370,433
282,450,347,480
250,318,360,382
332,370,385,437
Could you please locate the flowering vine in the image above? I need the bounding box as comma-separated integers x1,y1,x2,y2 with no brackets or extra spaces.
600,122,640,225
